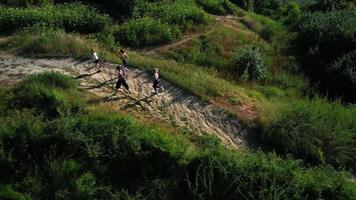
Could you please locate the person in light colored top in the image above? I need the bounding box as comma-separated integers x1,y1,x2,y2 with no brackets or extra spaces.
152,68,163,93
92,48,102,73
119,49,129,68
115,65,131,94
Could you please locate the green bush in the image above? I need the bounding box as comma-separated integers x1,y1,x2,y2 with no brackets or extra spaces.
230,0,254,10
180,149,356,199
0,0,53,7
230,46,267,81
308,0,356,12
22,71,77,89
133,0,210,29
0,3,112,33
6,72,84,118
0,185,29,200
0,111,46,179
326,51,356,102
1,27,106,58
295,10,356,102
118,17,181,47
197,0,237,15
260,99,356,171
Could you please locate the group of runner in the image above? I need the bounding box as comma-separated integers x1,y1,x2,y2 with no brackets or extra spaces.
91,48,163,95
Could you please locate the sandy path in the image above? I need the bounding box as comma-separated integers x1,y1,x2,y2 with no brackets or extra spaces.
0,54,247,148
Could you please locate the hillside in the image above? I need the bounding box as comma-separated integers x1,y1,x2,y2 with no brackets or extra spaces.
0,0,356,199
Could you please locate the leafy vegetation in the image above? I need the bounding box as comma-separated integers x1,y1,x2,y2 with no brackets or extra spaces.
260,99,356,172
5,72,84,118
196,0,238,15
117,17,181,47
134,0,210,29
0,73,355,199
1,0,356,198
295,10,356,103
0,3,112,33
230,45,266,81
0,27,118,59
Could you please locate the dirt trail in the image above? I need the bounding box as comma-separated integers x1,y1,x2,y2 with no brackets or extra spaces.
0,55,248,148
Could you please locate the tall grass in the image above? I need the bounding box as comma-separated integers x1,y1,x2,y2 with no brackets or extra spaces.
196,0,238,15
117,17,181,47
0,2,112,33
0,27,118,59
133,0,210,29
260,98,356,172
4,71,85,118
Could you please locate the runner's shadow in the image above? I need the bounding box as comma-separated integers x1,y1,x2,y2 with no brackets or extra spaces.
72,59,89,66
83,78,116,90
75,71,98,79
88,93,126,104
132,72,146,79
122,93,157,110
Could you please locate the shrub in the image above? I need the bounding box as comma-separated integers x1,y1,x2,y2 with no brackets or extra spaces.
308,0,356,12
133,0,210,29
0,185,29,200
0,111,46,178
230,0,254,10
260,99,356,171
295,10,356,102
196,0,237,15
1,27,107,58
326,51,356,102
180,149,356,199
0,0,53,7
230,46,267,81
22,71,77,90
6,72,84,118
118,17,181,47
0,3,112,33
45,111,191,192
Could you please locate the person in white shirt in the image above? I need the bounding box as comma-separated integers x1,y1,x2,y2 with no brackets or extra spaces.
152,68,163,93
115,65,131,94
92,48,102,73
119,49,129,68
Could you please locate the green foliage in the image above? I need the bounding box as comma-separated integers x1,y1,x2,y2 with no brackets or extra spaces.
182,149,356,199
260,99,356,171
1,27,115,58
0,74,356,199
0,3,112,33
118,17,181,47
308,0,356,12
0,185,30,200
22,70,77,89
166,26,275,73
295,10,356,102
196,0,238,15
326,51,356,101
0,0,53,7
5,72,84,118
134,0,210,29
230,45,267,81
230,0,254,10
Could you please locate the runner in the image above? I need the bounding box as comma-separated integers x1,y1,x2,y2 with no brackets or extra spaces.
115,65,131,94
92,48,102,73
152,68,163,93
119,49,129,68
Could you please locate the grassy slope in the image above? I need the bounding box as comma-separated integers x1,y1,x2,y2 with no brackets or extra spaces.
0,72,355,199
0,3,355,172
